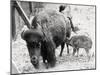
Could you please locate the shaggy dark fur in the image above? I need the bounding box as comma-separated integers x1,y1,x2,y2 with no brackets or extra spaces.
22,9,77,68
31,9,67,68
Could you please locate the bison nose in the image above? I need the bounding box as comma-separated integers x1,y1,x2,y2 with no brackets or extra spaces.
31,56,38,64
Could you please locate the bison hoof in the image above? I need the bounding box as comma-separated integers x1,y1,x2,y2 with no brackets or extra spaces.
44,62,49,69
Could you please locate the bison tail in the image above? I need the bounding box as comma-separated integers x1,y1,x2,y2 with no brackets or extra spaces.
67,17,80,33
59,5,66,12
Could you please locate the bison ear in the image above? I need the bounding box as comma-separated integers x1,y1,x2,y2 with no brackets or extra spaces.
21,30,29,41
21,30,32,41
21,30,26,40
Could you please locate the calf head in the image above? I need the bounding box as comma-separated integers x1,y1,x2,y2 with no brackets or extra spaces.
21,29,43,69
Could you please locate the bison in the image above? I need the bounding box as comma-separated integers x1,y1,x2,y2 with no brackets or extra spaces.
21,9,76,69
59,16,79,56
59,5,79,56
65,35,92,58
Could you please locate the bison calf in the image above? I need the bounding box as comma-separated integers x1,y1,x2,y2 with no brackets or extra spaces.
67,35,92,58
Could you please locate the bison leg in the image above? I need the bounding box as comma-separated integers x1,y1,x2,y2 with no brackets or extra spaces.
59,42,65,56
73,47,77,56
43,57,46,63
66,31,71,55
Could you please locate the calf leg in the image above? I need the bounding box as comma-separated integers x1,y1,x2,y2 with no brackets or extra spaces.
59,42,65,56
66,44,69,55
76,48,79,57
85,49,90,61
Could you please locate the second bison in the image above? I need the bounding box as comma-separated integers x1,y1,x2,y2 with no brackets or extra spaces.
66,35,92,57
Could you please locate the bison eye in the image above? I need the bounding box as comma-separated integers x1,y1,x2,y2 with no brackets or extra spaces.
31,41,41,48
36,42,41,48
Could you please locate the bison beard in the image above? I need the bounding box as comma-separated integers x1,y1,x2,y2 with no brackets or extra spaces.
21,9,76,68
41,40,56,68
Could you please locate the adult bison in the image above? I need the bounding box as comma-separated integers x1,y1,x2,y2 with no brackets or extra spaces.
21,9,76,69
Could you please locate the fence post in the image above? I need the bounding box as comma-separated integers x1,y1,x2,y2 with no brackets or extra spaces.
11,0,16,40
14,0,31,28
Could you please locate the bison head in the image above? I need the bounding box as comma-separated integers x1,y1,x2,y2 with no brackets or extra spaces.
21,29,43,69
